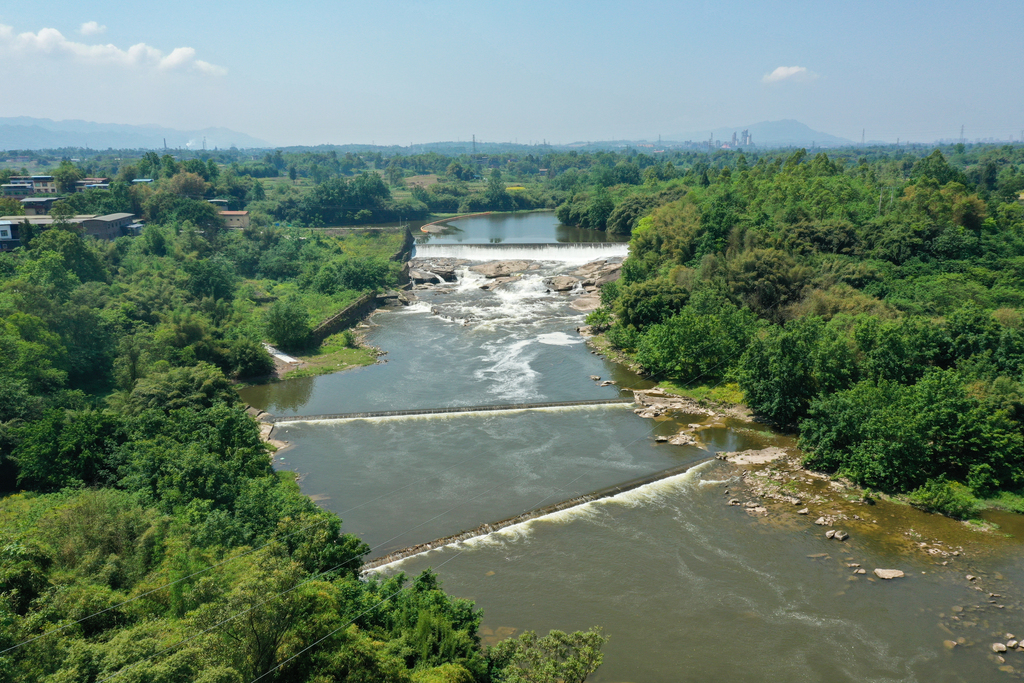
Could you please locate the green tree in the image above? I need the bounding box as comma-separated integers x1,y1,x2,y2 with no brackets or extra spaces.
265,295,311,351
489,628,606,683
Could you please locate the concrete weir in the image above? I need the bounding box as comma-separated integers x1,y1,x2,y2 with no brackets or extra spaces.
362,457,713,570
262,397,636,424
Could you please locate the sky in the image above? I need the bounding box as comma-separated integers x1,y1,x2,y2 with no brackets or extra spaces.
1,0,1022,147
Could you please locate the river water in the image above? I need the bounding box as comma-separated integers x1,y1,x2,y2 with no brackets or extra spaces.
240,213,1024,682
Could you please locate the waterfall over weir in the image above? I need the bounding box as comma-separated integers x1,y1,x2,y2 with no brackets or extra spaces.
413,242,629,263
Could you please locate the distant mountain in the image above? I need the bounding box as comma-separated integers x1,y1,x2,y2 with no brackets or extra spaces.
0,117,270,150
668,119,854,148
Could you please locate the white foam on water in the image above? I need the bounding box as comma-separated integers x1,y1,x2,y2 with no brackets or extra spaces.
473,338,539,402
536,332,583,346
391,301,433,315
369,460,718,570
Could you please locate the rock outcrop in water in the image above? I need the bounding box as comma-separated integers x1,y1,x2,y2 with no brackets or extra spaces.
469,260,533,278
408,257,463,283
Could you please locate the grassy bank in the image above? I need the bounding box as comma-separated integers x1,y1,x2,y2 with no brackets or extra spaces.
282,331,380,380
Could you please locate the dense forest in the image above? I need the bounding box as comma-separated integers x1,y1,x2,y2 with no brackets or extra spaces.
576,145,1024,518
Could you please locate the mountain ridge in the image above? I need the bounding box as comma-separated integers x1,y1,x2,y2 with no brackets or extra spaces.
0,117,270,150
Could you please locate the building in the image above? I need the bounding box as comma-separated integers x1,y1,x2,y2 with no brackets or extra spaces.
81,213,136,240
1,183,34,199
30,176,56,194
0,220,19,250
220,210,250,229
7,176,56,194
0,214,93,231
21,196,63,215
74,178,110,192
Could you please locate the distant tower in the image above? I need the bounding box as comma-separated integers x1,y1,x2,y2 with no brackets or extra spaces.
731,132,737,146
163,138,167,151
472,134,476,154
960,125,965,145
862,129,865,145
202,136,206,151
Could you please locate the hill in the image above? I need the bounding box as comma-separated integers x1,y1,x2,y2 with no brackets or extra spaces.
0,117,270,150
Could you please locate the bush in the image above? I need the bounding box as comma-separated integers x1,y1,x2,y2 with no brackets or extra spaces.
605,323,640,351
585,308,612,333
907,478,979,519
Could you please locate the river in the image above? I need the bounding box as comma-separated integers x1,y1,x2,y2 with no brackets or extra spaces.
240,212,1024,682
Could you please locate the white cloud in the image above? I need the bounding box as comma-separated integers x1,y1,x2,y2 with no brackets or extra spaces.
0,23,226,76
80,21,106,36
762,66,816,84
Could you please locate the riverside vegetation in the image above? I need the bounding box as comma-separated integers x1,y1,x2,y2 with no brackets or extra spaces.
576,145,1024,520
0,165,607,680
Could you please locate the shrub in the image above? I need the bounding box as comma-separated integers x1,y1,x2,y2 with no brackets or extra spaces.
907,479,979,519
585,308,612,333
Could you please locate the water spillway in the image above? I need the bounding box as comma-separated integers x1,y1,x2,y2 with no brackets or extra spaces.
266,397,635,424
412,242,628,263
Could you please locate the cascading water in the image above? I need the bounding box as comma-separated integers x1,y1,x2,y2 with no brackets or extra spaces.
239,213,1024,683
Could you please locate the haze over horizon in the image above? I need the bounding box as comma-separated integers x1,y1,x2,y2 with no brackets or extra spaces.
1,0,1021,147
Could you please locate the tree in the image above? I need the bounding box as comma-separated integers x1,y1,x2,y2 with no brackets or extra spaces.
288,164,298,183
489,628,606,683
126,362,239,415
168,172,211,198
265,295,311,350
53,162,84,193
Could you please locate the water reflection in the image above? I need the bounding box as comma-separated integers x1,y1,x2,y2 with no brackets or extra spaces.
417,212,629,244
239,374,315,413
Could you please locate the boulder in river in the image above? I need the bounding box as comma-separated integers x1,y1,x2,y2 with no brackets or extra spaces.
993,643,1008,653
469,260,532,278
569,294,602,312
873,569,905,580
545,275,579,292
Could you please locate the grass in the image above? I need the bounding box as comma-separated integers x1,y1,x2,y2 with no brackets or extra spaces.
281,331,378,380
658,380,745,406
982,491,1024,514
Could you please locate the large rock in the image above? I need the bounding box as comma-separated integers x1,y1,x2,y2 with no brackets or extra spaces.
409,268,444,284
545,275,579,292
469,260,532,278
873,569,905,580
570,294,602,312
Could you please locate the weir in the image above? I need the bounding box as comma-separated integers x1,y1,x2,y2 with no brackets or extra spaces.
363,457,714,569
413,242,629,262
264,397,636,424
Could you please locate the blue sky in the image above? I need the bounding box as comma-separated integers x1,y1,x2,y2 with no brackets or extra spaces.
1,0,1022,146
